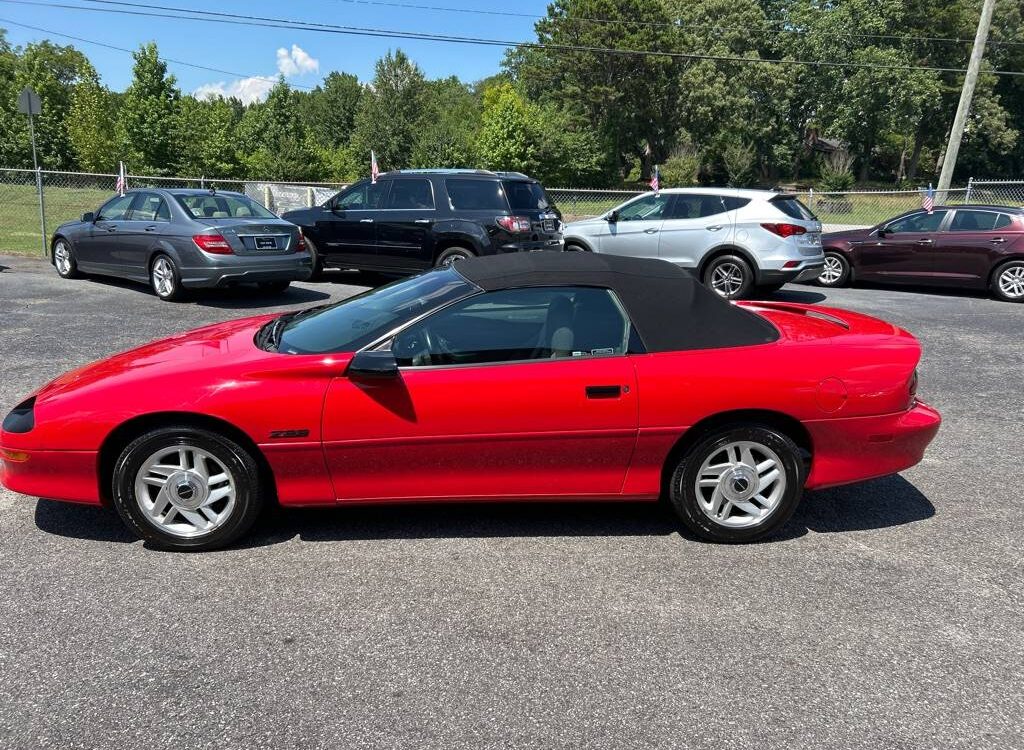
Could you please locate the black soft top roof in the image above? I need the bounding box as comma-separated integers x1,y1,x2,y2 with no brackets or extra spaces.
454,252,778,352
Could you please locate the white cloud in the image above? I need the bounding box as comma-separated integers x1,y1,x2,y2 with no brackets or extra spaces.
194,76,276,105
276,44,319,77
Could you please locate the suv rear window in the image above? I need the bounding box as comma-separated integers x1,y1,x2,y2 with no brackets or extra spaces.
445,179,508,211
503,180,552,211
770,196,816,221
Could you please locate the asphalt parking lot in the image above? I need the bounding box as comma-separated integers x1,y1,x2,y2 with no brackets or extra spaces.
1,253,1021,749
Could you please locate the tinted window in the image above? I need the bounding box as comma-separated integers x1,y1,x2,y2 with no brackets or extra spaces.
949,210,1011,232
617,194,671,221
445,179,508,211
886,210,947,234
176,194,276,219
503,180,551,211
336,180,389,210
670,194,727,219
131,192,168,222
392,286,629,367
276,269,474,355
97,194,135,221
385,179,434,210
771,197,816,221
723,196,751,211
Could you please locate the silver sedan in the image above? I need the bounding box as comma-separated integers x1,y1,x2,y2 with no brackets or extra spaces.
50,188,312,301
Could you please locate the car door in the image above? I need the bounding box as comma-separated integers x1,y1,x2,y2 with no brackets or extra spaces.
597,193,672,258
858,210,948,281
929,209,1015,287
76,194,136,273
658,193,737,268
116,192,170,278
374,177,437,271
320,286,639,502
314,179,390,267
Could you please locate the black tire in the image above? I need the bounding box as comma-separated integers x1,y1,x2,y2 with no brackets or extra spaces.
817,251,851,288
111,426,266,551
435,246,475,267
305,236,324,280
150,254,186,301
53,238,81,279
257,280,291,294
703,254,754,300
990,260,1024,303
564,241,590,252
667,424,805,543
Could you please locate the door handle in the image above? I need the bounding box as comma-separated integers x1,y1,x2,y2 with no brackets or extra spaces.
144,225,157,232
706,225,723,231
585,385,622,399
414,219,432,224
359,218,374,223
990,237,1007,244
917,238,934,244
643,228,658,234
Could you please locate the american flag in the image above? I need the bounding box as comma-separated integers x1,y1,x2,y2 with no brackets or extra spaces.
922,183,934,214
650,164,660,194
115,161,127,196
370,150,379,184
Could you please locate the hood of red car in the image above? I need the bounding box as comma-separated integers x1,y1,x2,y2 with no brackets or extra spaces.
33,314,279,403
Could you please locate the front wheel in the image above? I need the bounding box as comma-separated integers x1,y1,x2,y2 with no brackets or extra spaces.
991,260,1024,302
111,426,266,551
818,251,851,288
703,255,753,300
53,239,81,279
667,425,805,543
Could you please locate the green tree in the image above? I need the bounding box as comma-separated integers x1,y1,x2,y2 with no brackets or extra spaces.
237,79,324,180
410,76,479,168
349,50,426,173
116,43,180,174
476,82,540,174
68,65,119,172
0,29,28,168
298,72,363,152
174,95,240,177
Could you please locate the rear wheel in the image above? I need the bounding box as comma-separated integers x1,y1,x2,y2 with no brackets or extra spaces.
151,254,186,301
667,425,804,543
257,280,291,294
306,237,324,280
435,246,475,267
991,260,1024,302
818,251,851,288
53,239,81,279
111,426,265,551
703,254,753,300
564,241,590,252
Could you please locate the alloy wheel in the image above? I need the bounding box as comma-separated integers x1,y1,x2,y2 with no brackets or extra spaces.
152,257,175,298
54,241,72,275
820,255,844,285
998,265,1024,299
692,440,787,529
710,262,745,297
133,445,237,538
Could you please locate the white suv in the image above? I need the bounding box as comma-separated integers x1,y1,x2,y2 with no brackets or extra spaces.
562,188,825,299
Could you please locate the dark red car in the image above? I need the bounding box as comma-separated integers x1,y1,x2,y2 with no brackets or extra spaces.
818,204,1024,302
1,253,940,550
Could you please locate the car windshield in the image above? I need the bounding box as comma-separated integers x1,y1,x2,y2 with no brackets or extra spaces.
175,193,277,220
503,180,552,211
274,269,477,354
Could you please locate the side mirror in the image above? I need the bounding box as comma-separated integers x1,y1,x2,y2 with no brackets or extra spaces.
81,211,95,223
347,350,399,378
606,209,619,223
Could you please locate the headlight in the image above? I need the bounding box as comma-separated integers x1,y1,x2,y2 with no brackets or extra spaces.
2,396,35,433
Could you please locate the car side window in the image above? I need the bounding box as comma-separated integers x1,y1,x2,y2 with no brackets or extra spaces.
885,210,947,234
617,194,671,221
669,194,727,220
130,192,167,222
337,180,389,210
949,210,1008,232
385,179,434,210
391,287,631,367
96,194,135,221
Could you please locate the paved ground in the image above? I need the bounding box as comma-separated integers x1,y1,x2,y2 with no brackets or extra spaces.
0,254,1021,750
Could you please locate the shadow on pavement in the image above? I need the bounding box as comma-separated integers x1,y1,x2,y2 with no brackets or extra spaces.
79,274,332,308
758,287,828,304
34,474,934,548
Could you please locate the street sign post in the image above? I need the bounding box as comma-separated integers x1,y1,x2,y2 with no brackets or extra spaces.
18,86,47,257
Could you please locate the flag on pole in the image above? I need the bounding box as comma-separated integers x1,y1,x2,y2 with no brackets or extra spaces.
650,164,660,194
115,161,127,197
922,183,934,214
370,150,379,184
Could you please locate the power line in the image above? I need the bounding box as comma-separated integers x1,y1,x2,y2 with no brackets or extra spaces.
0,16,317,89
330,0,1024,47
5,0,1024,76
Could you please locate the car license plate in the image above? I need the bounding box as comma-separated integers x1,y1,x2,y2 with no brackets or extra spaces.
543,220,555,232
254,236,277,250
805,232,821,244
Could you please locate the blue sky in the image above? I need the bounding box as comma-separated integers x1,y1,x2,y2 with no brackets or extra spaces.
0,0,551,99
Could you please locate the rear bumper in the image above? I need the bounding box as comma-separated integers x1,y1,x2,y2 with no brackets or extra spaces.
758,261,825,285
180,254,313,288
804,400,941,490
495,238,564,253
0,446,102,505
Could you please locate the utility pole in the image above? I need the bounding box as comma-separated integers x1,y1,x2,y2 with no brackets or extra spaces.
937,0,998,197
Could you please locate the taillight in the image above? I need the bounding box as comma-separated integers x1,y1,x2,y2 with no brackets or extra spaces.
496,215,532,233
192,234,233,254
761,223,807,238
295,228,307,253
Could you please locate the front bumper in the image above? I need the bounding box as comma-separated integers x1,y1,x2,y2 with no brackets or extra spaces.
804,400,941,490
0,446,102,505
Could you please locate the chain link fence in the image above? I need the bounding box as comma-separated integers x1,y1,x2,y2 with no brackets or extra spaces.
546,188,644,223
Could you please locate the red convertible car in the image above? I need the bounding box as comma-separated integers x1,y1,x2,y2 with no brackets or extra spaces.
0,253,940,550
